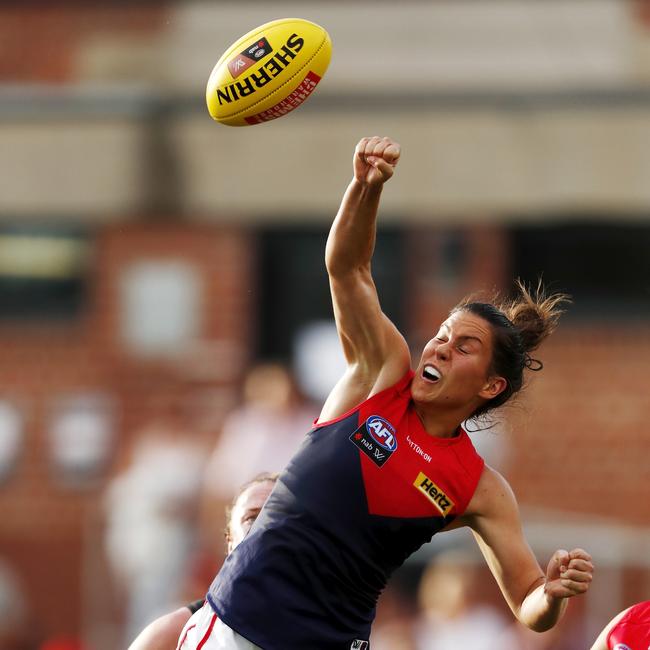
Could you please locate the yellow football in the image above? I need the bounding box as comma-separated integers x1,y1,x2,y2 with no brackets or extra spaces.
206,18,332,126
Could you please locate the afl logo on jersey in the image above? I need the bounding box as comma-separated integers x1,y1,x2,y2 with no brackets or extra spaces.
613,645,632,650
366,415,397,451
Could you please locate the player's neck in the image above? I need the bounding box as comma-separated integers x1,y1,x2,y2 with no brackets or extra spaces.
412,401,467,439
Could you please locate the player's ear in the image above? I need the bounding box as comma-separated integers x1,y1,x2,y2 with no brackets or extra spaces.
479,376,506,400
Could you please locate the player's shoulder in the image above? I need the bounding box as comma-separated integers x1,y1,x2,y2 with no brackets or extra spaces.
463,464,518,520
317,363,412,425
474,463,512,493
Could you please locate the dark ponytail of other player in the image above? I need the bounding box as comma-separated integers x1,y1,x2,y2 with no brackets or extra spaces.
453,280,570,418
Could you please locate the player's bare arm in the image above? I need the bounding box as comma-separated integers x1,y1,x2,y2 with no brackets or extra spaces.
320,137,410,421
461,466,594,632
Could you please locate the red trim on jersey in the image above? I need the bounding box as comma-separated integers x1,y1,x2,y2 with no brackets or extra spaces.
176,624,196,650
196,613,218,650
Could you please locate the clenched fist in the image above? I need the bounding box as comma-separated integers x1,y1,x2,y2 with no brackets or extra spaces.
353,136,401,187
544,548,594,600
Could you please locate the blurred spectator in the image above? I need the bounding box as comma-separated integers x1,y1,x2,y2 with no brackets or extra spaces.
372,619,417,650
412,548,587,650
202,362,315,500
104,415,208,646
371,582,418,650
414,550,510,650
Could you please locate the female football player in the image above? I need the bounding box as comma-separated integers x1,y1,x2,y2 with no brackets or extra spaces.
179,137,594,650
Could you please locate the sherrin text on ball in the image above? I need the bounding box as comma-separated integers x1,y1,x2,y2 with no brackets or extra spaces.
206,18,332,126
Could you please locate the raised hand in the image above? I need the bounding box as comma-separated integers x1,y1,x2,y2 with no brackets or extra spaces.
353,136,401,187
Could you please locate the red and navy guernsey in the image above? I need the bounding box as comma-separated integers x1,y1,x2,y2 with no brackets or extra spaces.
207,371,485,650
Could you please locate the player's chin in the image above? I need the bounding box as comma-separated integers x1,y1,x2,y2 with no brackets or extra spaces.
410,377,440,403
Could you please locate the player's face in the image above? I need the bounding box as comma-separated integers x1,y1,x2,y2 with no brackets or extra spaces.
227,480,275,554
411,310,505,417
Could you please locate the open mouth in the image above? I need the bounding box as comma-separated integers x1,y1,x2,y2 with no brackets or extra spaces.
422,365,442,383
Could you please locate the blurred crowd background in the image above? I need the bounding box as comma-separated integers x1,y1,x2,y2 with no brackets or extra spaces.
0,1,649,648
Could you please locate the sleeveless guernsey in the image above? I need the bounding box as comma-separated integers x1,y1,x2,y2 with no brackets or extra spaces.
207,371,485,649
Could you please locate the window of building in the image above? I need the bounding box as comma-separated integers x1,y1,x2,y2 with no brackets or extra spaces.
257,226,405,359
510,222,650,320
0,226,90,321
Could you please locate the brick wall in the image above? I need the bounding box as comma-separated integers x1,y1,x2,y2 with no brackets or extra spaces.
505,326,650,524
0,4,167,82
0,222,254,641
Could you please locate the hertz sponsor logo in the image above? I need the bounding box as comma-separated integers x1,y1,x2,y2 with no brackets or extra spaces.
413,472,454,515
217,33,304,105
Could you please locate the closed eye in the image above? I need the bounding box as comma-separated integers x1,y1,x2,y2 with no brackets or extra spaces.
242,508,262,525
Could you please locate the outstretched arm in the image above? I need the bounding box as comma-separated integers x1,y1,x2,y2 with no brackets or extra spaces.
464,467,594,632
319,137,411,422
